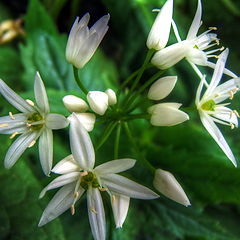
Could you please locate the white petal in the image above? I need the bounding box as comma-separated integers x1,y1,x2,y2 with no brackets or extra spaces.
45,113,69,130
148,76,177,100
195,75,205,106
94,159,136,176
39,172,80,198
63,95,89,113
149,103,189,126
0,113,28,134
151,40,193,70
102,174,159,199
90,14,110,40
68,113,96,132
146,0,173,50
4,131,39,169
87,91,109,115
0,79,35,113
185,48,208,66
38,183,85,226
105,89,117,105
148,102,182,114
34,72,50,114
153,169,190,206
69,113,95,170
39,128,53,176
87,187,106,240
52,155,80,174
205,49,229,96
111,194,130,228
200,112,237,166
187,0,202,39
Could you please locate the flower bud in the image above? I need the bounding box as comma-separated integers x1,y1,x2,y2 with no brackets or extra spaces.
148,76,177,100
153,169,190,206
68,113,96,132
148,103,189,126
146,0,173,50
63,95,88,113
87,91,109,115
105,88,117,105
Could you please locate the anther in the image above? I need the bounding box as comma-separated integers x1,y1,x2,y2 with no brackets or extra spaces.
9,112,15,120
220,46,224,51
229,90,234,100
26,123,32,127
98,187,107,192
215,39,220,45
80,171,88,177
209,27,217,31
0,123,8,128
28,140,36,148
215,55,219,59
152,9,160,12
90,208,98,214
26,99,34,106
74,192,79,198
234,110,240,118
10,132,18,139
230,123,235,129
112,195,116,203
71,205,75,215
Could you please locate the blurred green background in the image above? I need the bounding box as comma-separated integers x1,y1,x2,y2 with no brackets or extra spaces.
1,0,240,239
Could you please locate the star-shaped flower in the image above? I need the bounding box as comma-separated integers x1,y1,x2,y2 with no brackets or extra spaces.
39,114,159,240
196,49,240,166
0,72,69,175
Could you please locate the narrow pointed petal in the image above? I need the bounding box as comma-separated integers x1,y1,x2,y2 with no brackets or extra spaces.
90,14,110,39
52,155,80,174
148,76,177,100
102,174,159,199
151,40,193,70
38,183,85,227
153,169,190,206
187,0,202,39
39,172,80,198
87,187,106,240
69,113,96,132
149,103,189,126
94,159,136,176
46,113,69,130
146,0,173,50
0,113,28,134
111,194,130,228
34,72,50,114
39,128,53,176
0,79,35,113
200,112,237,166
4,131,39,169
69,113,95,170
205,49,229,96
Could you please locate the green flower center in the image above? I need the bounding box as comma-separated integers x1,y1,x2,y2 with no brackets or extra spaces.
27,112,44,131
80,172,100,190
201,99,216,111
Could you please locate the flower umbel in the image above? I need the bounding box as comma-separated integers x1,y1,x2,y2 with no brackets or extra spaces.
66,13,110,69
0,72,69,175
39,114,159,239
196,49,240,167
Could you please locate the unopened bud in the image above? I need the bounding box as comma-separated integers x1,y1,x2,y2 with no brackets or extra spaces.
63,95,88,113
87,91,109,115
105,89,117,105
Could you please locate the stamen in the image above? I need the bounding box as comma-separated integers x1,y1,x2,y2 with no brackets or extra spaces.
80,171,88,176
234,110,240,118
26,99,34,106
28,140,36,148
209,27,217,31
230,123,235,129
71,205,75,215
74,192,79,198
228,90,234,100
9,112,15,120
10,132,18,139
152,8,160,12
215,39,220,45
90,208,98,214
98,187,107,192
0,123,8,128
220,46,224,51
112,195,116,203
26,123,32,127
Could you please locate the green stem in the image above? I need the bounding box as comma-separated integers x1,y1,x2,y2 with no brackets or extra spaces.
122,113,149,121
96,121,118,151
73,66,88,95
114,122,122,159
124,122,155,173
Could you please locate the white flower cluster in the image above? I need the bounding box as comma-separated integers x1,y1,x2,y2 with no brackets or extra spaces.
0,0,239,239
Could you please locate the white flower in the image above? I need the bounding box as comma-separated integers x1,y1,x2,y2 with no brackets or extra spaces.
146,0,173,50
153,169,190,206
87,91,109,115
0,72,69,175
105,89,117,105
148,76,189,126
66,13,110,69
151,0,223,70
39,114,159,239
196,49,240,167
63,95,89,112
